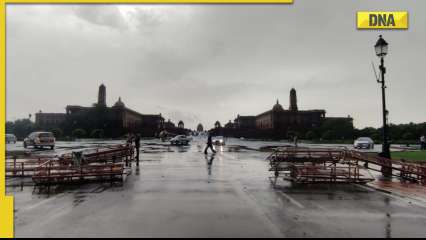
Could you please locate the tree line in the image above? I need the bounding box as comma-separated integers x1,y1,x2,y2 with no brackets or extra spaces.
301,120,426,143
6,117,426,143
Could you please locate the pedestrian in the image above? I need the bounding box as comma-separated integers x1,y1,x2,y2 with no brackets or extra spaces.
135,134,141,165
421,135,426,150
294,135,298,148
126,133,134,145
204,133,216,154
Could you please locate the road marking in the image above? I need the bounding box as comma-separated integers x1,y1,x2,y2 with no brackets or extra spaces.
232,182,284,238
22,193,65,211
355,184,426,208
278,191,305,209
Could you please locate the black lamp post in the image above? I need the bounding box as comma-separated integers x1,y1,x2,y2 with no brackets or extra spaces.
374,35,391,159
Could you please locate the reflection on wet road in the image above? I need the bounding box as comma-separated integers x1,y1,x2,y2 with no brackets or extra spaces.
7,138,426,238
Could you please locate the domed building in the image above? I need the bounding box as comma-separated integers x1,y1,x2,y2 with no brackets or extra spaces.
216,88,353,139
230,88,344,137
255,89,325,131
51,84,165,137
178,121,184,129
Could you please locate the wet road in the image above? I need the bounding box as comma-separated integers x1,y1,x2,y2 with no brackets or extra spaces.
7,138,426,238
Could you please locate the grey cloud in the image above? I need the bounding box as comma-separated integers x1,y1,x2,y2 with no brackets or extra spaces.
130,8,163,33
6,1,426,129
72,5,127,30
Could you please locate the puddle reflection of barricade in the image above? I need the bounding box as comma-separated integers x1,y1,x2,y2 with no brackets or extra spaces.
6,144,135,186
268,147,426,185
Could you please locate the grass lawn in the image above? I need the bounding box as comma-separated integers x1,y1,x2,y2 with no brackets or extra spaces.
392,151,426,163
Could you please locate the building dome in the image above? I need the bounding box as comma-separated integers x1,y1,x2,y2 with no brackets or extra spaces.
113,97,125,108
273,99,284,111
197,123,204,132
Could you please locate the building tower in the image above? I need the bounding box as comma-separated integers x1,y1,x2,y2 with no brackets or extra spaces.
98,84,106,107
289,88,298,111
178,120,184,129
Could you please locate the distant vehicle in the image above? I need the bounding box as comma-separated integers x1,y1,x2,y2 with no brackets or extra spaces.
170,135,191,146
354,137,374,149
24,132,55,149
213,136,225,146
6,134,17,144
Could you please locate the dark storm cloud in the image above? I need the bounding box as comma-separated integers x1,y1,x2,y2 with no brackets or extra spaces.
6,1,426,129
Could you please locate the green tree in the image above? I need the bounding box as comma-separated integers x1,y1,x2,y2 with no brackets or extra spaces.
371,133,381,142
9,119,35,140
51,128,63,138
6,121,14,133
287,130,298,140
305,131,317,140
90,129,105,139
320,118,354,140
72,128,87,138
322,130,335,141
402,132,415,141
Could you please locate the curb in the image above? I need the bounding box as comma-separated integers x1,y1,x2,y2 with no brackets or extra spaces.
360,183,426,206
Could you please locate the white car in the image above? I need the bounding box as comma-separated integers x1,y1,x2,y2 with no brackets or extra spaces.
170,135,191,146
6,134,17,144
354,137,374,149
24,131,55,149
213,136,225,146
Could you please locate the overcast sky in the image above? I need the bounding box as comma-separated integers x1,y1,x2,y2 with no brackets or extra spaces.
6,0,426,130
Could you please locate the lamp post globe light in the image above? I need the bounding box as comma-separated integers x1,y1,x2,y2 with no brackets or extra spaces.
375,35,391,160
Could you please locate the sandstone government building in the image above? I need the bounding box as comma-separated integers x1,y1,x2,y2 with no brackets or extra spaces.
35,84,182,138
35,85,353,140
213,88,354,139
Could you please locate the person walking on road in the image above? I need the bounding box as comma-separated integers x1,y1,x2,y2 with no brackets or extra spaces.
421,135,426,150
135,134,141,165
127,133,134,145
204,134,216,154
294,135,299,148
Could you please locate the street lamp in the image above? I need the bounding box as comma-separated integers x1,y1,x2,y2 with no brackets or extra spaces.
374,35,391,159
375,35,388,57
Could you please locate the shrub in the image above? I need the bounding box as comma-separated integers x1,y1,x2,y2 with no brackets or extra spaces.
402,132,415,141
51,128,63,138
305,131,317,140
72,128,86,138
322,130,335,140
90,129,105,139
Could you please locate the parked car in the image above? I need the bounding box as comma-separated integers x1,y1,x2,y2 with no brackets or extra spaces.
24,132,55,149
354,137,374,149
6,134,17,144
213,136,226,146
170,135,191,146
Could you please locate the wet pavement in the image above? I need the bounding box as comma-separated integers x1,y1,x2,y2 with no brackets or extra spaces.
6,138,426,238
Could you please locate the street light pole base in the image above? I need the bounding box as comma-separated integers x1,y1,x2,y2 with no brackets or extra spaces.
379,147,392,177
